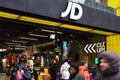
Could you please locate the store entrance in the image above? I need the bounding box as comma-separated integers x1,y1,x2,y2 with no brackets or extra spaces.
0,18,106,73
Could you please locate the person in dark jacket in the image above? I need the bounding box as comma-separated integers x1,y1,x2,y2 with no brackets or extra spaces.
69,64,85,80
10,64,17,80
89,65,97,78
95,51,120,80
22,68,31,80
48,59,58,80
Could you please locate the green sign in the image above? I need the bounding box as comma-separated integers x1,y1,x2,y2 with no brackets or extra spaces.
95,58,99,64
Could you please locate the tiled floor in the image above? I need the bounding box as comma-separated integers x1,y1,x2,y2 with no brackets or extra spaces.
0,73,7,80
0,73,5,80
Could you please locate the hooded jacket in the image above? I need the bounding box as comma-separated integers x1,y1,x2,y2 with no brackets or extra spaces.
95,51,120,80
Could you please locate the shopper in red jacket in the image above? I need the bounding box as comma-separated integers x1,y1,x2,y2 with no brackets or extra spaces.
8,53,17,66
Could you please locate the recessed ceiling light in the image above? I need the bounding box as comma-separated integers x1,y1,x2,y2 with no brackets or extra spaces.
6,42,20,45
11,40,28,43
57,32,63,34
41,29,55,33
20,37,38,41
28,33,48,38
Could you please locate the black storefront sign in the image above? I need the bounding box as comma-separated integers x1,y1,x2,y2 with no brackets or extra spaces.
0,0,120,32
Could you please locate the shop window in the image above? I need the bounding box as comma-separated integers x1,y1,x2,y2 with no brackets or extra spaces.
95,0,107,5
70,0,85,4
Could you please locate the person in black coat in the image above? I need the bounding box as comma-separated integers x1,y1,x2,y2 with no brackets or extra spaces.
69,64,85,80
48,59,59,80
89,65,97,78
95,51,120,80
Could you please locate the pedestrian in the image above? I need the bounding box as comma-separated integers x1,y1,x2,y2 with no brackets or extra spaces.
89,65,97,78
16,65,24,80
68,57,77,66
60,59,70,80
48,59,58,80
95,51,120,80
79,60,90,80
22,67,32,80
10,64,17,80
69,64,85,80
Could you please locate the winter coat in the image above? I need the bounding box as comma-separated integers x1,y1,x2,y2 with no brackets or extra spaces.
16,69,31,80
10,68,17,80
72,73,85,80
95,51,120,80
22,71,31,80
17,70,24,80
8,55,17,65
79,66,90,80
95,72,120,80
48,63,58,80
60,62,70,79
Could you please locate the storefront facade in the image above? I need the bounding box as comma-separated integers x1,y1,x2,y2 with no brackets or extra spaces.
0,0,120,66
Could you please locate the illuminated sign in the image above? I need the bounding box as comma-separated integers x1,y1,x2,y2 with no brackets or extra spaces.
84,42,105,53
50,34,55,39
61,1,83,20
62,41,68,60
95,57,99,64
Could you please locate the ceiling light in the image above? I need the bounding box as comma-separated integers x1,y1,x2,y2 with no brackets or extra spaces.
29,33,48,38
15,45,26,48
57,32,63,34
0,49,7,52
20,37,38,41
6,43,21,46
8,44,15,46
11,40,28,43
15,47,26,50
0,11,19,19
36,41,55,47
6,42,20,45
19,16,61,26
41,29,55,33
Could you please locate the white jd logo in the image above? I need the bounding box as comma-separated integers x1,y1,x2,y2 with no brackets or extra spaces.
61,1,83,20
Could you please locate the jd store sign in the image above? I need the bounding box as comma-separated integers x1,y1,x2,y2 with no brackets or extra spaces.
61,1,83,20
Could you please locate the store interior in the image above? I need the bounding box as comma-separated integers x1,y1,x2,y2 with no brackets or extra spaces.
0,17,106,73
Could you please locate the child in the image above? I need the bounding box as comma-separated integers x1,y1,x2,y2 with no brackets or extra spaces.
17,66,24,80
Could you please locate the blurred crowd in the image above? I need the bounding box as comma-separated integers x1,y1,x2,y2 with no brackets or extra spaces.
3,51,120,80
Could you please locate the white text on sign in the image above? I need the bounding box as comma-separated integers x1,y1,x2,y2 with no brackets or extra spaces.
61,1,83,20
84,42,105,53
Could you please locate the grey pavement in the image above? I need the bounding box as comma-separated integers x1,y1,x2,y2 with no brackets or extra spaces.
0,73,6,80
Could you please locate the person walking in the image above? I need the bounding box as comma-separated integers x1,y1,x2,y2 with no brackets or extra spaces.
95,51,120,80
79,60,90,80
89,65,97,79
48,59,58,80
60,59,70,80
69,64,85,80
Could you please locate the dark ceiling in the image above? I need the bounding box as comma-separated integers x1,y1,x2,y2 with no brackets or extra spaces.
0,18,93,49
